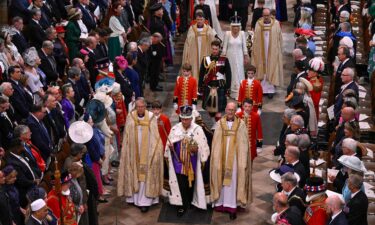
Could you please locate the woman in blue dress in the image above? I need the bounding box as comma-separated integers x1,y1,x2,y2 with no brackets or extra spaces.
124,52,141,97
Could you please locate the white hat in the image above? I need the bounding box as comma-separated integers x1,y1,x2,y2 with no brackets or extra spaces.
338,155,367,173
68,121,94,144
30,199,46,212
111,82,121,94
269,167,300,183
299,77,313,92
339,36,353,48
309,57,325,72
94,92,113,108
96,85,114,94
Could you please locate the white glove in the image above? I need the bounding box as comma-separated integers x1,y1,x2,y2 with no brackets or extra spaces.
257,109,262,115
173,103,178,110
236,108,241,113
192,104,197,110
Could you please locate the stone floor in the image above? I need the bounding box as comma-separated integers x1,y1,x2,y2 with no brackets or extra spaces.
98,3,298,225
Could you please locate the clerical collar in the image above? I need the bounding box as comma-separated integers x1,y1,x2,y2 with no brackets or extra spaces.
197,24,204,29
341,58,349,65
138,114,145,118
296,71,305,78
226,117,235,122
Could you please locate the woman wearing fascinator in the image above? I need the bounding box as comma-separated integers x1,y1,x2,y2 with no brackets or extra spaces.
23,47,47,105
1,26,24,67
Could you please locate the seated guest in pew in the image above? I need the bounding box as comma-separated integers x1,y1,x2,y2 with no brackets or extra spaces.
333,135,361,168
330,155,366,198
333,68,358,121
271,192,305,225
330,23,356,64
284,146,307,188
344,174,368,225
325,195,349,225
280,172,306,215
274,109,297,158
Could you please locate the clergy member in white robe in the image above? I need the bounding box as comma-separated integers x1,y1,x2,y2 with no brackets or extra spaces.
210,102,251,220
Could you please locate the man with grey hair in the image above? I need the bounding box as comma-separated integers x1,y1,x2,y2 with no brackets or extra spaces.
39,40,59,84
284,146,307,188
341,138,357,156
67,67,84,115
325,195,348,225
297,133,310,175
281,172,306,214
117,97,163,213
127,42,138,53
334,67,358,119
345,174,368,225
0,95,16,148
285,134,299,147
290,115,305,132
292,48,308,67
274,109,297,157
0,82,14,97
25,8,46,49
134,36,151,95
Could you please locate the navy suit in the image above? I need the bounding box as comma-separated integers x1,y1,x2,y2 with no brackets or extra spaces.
334,81,358,119
9,79,30,123
328,211,348,225
12,31,29,54
27,114,53,161
345,191,368,225
76,3,97,32
38,49,59,84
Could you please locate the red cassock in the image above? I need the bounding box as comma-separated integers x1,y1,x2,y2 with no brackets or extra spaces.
47,190,77,225
173,75,198,114
304,200,328,225
237,79,263,112
308,76,324,119
157,113,171,150
236,111,263,161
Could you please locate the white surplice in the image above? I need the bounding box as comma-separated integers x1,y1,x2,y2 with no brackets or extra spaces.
126,112,159,206
213,121,238,209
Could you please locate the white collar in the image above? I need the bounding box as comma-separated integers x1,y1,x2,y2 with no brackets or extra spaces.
283,186,297,196
30,113,40,123
351,190,360,199
31,215,43,225
32,19,39,24
340,81,353,92
247,77,254,84
331,210,342,221
290,160,299,166
296,71,305,78
341,58,350,65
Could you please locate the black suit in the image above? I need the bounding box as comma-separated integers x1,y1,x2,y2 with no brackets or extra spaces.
83,162,99,225
333,58,355,98
12,31,29,54
84,48,99,89
6,153,39,207
114,70,133,107
288,187,306,215
230,0,250,30
278,206,306,225
0,186,13,225
25,19,46,50
251,7,263,29
42,111,60,148
148,43,164,90
26,216,45,225
194,5,212,26
0,112,15,149
53,38,68,77
27,114,53,161
76,4,97,32
67,79,84,116
134,47,148,95
328,211,348,225
287,71,307,96
345,191,368,225
38,49,59,84
333,81,358,119
9,79,30,123
291,161,308,188
50,105,67,140
274,125,293,157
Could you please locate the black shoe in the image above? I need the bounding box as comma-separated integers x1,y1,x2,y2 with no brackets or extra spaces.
229,213,237,220
98,198,108,203
267,93,274,99
151,87,163,91
140,206,149,213
177,208,185,217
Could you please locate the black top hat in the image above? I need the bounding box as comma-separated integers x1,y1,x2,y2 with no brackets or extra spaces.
150,3,163,12
304,177,326,193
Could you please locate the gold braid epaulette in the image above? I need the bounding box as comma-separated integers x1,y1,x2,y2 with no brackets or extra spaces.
203,58,217,74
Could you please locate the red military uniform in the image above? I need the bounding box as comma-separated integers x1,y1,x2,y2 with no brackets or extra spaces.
157,113,171,150
173,75,198,114
308,76,324,119
112,92,127,128
237,78,263,112
47,189,77,225
236,110,263,161
304,195,328,225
